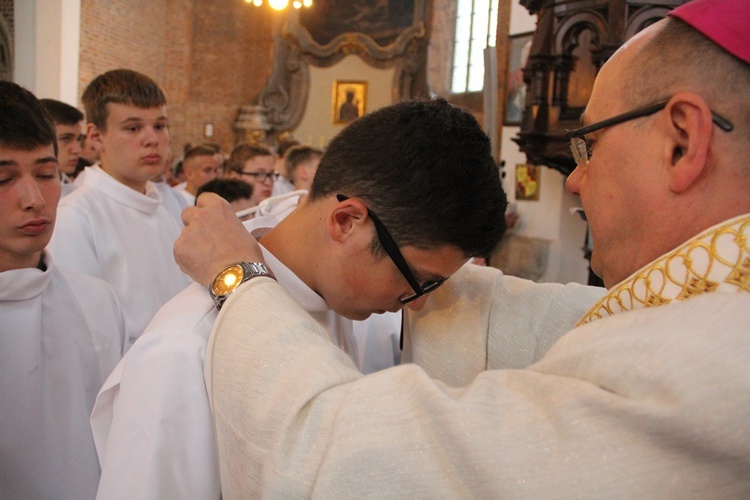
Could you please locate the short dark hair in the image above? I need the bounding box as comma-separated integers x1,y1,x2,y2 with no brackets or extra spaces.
276,138,300,158
226,143,273,174
310,97,507,258
196,178,253,204
82,69,166,131
39,98,84,126
284,145,323,184
184,144,220,162
0,81,57,156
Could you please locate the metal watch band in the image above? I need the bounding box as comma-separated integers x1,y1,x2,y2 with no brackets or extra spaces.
212,261,272,311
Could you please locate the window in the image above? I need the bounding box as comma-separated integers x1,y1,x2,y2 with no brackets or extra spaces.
451,0,499,93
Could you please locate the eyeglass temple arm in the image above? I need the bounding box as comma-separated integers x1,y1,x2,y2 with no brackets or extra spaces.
335,194,423,295
566,100,733,139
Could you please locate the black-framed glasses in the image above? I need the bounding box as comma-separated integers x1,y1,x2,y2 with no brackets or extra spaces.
337,194,447,304
565,99,734,166
239,171,280,183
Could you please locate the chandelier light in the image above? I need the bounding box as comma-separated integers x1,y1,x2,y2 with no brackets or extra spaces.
244,0,313,9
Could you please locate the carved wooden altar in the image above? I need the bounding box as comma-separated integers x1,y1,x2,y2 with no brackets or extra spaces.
514,0,689,175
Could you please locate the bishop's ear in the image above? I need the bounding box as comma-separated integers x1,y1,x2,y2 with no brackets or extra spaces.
664,92,714,193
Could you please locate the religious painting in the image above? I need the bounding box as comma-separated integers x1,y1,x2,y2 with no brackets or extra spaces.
332,80,367,124
515,163,541,201
504,32,533,126
299,0,415,47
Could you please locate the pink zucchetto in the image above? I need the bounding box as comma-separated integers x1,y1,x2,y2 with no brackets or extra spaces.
669,0,750,65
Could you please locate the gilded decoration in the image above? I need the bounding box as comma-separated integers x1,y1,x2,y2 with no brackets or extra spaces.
577,215,750,326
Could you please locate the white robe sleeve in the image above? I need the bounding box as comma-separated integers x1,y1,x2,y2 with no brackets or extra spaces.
205,277,750,498
92,285,221,499
403,264,606,385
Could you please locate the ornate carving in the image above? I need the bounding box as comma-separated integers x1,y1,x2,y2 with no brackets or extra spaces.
248,0,430,145
514,0,688,175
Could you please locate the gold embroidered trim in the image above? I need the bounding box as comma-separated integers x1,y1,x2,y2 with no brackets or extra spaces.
577,215,750,326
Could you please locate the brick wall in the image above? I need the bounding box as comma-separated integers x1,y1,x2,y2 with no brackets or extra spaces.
0,0,13,77
79,0,275,155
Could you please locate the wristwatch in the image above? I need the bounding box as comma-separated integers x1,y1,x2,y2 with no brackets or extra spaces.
210,261,272,310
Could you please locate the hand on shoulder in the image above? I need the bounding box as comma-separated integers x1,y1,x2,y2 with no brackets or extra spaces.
174,192,265,287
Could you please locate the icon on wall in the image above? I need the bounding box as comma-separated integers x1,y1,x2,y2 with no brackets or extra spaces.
332,80,367,124
516,164,541,201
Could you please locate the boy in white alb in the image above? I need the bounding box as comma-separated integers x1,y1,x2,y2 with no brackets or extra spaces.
39,98,85,198
0,81,126,498
49,69,191,348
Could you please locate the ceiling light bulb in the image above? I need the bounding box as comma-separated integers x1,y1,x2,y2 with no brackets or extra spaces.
268,0,289,10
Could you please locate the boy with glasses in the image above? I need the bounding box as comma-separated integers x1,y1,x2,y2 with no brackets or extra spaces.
225,142,277,207
179,0,750,496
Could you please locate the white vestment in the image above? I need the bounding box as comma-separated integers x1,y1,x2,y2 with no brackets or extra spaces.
0,254,125,499
403,263,605,385
49,165,192,348
272,176,295,196
60,172,77,198
91,191,399,499
205,214,750,498
171,183,195,207
153,179,191,221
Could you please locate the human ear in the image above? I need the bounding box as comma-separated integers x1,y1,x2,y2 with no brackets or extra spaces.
87,123,104,148
327,196,368,244
664,92,713,193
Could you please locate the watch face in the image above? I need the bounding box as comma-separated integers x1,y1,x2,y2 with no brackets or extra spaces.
211,264,244,296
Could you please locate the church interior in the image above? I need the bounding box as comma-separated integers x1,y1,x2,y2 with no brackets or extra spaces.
0,0,688,286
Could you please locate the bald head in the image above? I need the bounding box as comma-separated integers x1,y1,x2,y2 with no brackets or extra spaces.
567,15,750,287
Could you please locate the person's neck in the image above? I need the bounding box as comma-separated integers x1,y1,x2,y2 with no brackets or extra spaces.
100,162,148,194
0,251,45,273
258,196,323,293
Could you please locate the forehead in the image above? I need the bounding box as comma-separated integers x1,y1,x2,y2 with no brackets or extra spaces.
0,143,57,167
185,154,217,168
401,243,468,281
105,102,167,123
243,155,274,170
55,122,82,135
584,29,651,124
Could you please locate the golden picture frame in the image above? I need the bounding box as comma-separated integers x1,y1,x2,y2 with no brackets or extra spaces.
515,163,541,201
332,80,367,124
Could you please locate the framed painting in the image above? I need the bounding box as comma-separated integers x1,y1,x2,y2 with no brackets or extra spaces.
332,80,367,124
515,163,541,201
504,32,533,126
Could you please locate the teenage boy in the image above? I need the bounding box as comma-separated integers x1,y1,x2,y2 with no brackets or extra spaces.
39,98,84,196
49,69,191,348
0,82,125,498
285,144,323,191
174,144,223,205
225,142,277,207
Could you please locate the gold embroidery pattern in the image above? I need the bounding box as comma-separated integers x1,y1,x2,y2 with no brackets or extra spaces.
577,216,750,326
